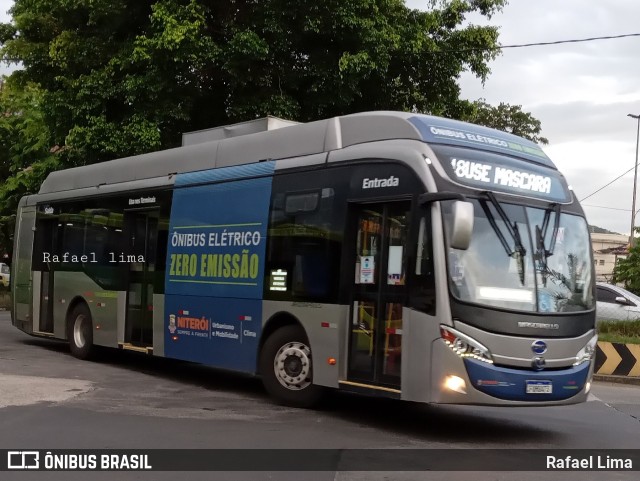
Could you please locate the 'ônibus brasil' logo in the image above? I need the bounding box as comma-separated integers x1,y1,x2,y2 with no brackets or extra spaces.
362,176,399,189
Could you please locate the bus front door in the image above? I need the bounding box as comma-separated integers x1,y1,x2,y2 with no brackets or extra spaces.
124,209,159,349
347,201,411,390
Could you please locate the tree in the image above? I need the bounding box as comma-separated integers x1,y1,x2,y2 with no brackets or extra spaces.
0,0,555,259
0,77,58,258
612,231,640,295
462,99,549,144
0,0,508,168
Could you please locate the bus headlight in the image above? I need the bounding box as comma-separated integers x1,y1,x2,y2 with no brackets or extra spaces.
574,334,598,366
440,325,494,364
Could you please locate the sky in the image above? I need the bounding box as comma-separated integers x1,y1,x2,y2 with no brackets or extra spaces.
1,1,639,234
413,0,640,235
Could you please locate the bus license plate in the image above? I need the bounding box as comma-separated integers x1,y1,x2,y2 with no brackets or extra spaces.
526,380,552,394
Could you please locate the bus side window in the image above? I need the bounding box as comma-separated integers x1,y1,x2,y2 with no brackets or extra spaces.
416,217,426,275
410,212,435,315
83,209,125,291
265,187,341,302
415,216,434,277
57,210,85,270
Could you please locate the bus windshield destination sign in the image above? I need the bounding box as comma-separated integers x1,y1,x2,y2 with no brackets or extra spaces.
450,158,551,194
431,144,571,202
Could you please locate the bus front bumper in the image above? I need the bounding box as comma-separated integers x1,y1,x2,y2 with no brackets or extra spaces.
429,340,592,406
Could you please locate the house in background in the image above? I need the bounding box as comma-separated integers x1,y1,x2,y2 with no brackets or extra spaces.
590,228,628,282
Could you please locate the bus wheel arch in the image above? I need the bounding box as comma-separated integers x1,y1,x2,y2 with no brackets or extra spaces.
66,298,94,360
258,312,302,355
258,313,323,407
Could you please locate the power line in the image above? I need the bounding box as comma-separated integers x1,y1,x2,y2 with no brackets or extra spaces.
579,164,637,202
500,32,640,49
450,33,640,53
582,204,631,212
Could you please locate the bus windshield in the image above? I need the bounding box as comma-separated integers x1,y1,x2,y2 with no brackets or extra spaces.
446,199,594,313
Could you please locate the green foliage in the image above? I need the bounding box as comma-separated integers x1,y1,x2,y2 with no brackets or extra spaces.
0,78,59,257
0,0,551,256
1,0,510,163
598,319,640,345
462,99,549,144
612,229,640,295
0,0,546,258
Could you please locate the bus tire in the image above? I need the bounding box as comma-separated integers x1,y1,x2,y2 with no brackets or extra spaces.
68,304,94,360
259,325,323,408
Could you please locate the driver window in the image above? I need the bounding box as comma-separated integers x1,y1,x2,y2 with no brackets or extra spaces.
410,210,435,315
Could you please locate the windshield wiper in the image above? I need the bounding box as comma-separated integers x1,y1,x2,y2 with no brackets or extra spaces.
535,203,561,287
480,191,527,285
536,203,561,257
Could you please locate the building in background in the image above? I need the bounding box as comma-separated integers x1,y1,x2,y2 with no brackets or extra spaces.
590,231,628,282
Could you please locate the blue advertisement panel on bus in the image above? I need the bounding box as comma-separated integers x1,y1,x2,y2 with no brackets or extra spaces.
164,162,275,372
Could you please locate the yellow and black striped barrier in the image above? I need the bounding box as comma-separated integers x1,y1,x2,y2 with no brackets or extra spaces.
594,341,640,376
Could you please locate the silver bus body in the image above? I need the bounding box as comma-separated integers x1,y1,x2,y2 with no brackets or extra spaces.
11,112,596,407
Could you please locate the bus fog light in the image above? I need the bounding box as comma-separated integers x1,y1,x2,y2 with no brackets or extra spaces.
444,375,467,394
585,381,591,393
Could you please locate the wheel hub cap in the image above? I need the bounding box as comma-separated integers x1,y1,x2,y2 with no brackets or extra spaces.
274,341,312,391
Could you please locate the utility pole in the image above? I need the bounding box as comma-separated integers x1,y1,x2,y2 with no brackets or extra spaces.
628,113,640,246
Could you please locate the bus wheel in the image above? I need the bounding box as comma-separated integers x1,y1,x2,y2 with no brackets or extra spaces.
259,325,323,408
68,304,94,360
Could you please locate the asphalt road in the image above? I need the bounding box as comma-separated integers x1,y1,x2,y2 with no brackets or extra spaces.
0,310,638,481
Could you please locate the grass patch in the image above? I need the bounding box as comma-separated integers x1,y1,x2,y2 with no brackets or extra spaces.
597,333,640,345
597,319,640,345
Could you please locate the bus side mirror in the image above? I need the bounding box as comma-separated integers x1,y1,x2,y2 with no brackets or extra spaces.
450,201,474,250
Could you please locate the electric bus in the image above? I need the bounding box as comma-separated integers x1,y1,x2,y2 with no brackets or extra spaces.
11,111,597,407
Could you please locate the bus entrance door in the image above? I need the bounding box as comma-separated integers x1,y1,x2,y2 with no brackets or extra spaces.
346,201,410,391
123,209,159,350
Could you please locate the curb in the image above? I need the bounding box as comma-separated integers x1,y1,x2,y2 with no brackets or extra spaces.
593,374,640,386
